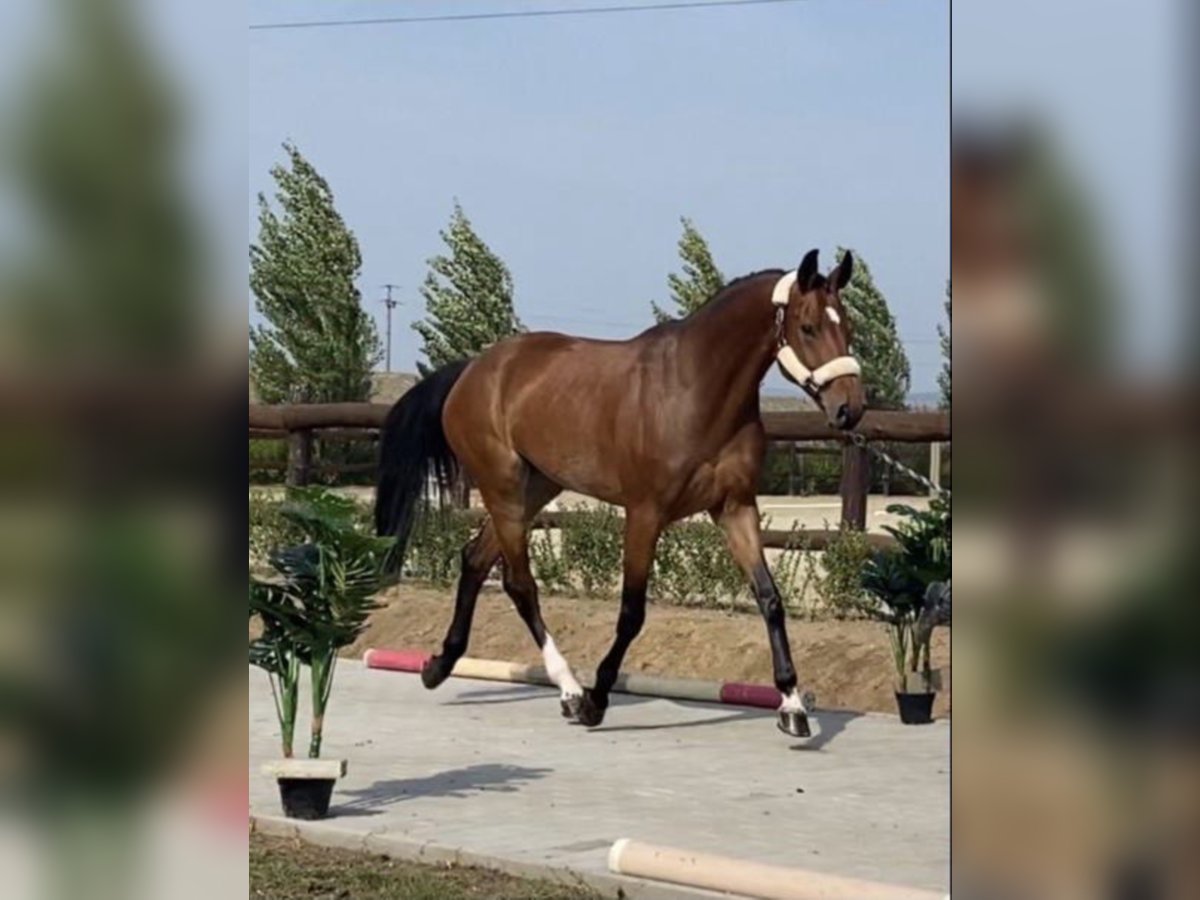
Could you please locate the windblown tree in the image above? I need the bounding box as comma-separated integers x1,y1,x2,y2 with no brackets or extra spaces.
651,217,726,323
837,247,911,409
413,202,523,376
6,0,198,362
2,3,230,898
938,281,951,409
250,143,380,403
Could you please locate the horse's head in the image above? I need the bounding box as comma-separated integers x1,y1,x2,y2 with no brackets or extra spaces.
773,248,865,430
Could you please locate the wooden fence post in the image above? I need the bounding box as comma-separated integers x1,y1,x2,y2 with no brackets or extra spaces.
929,441,943,495
286,429,314,487
839,442,869,530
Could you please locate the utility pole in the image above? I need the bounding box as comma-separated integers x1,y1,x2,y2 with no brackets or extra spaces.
380,284,401,372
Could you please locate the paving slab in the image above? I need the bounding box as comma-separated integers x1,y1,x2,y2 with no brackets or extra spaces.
249,661,949,897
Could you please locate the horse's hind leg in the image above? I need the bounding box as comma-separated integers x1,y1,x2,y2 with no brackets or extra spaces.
486,470,583,713
420,521,500,689
574,506,662,728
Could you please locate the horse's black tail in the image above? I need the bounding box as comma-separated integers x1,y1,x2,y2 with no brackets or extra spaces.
375,360,470,570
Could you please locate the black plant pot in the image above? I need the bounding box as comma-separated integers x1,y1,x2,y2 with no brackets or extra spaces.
277,777,335,820
894,691,936,725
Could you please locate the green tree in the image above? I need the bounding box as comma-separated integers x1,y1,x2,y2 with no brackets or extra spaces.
413,202,523,376
5,0,198,363
250,143,380,403
1021,130,1115,370
651,217,726,322
837,248,911,409
937,281,951,409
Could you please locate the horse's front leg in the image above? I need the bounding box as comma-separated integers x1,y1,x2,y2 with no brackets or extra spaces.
715,498,812,738
573,507,662,728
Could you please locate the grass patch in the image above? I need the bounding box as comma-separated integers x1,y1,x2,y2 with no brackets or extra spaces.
250,833,600,900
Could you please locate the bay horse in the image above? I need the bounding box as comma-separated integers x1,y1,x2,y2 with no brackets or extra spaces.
376,248,864,737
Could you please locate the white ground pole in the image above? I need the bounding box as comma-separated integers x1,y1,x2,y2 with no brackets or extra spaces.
608,839,947,900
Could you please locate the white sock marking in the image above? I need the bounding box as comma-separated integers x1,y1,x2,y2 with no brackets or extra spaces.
825,306,841,325
542,634,583,700
779,688,809,714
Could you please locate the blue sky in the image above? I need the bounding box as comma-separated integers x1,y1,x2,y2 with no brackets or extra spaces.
953,0,1180,374
249,0,949,392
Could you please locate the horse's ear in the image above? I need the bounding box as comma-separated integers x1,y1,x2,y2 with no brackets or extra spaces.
797,249,820,290
835,250,854,290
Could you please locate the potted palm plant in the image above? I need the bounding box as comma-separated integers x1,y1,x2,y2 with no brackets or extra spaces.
250,488,394,819
859,495,951,724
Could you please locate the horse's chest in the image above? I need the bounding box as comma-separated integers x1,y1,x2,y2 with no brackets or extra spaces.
672,432,761,514
670,459,731,518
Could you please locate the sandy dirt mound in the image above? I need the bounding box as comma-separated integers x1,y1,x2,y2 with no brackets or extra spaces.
345,584,950,718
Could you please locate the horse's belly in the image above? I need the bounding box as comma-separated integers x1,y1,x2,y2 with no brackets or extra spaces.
517,437,628,506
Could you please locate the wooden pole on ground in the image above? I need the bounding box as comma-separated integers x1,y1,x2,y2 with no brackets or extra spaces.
608,839,945,900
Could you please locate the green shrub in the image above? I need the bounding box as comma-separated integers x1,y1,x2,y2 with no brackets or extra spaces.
250,491,300,564
528,528,571,594
758,444,794,495
251,493,863,619
769,523,813,612
801,452,843,496
652,520,746,608
859,495,952,686
404,505,477,586
558,505,624,596
800,526,873,619
251,490,373,566
249,438,287,485
250,487,394,758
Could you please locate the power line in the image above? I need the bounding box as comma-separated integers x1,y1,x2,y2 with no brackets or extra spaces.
249,0,806,32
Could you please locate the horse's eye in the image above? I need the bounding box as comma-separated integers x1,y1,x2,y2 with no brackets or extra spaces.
800,324,817,337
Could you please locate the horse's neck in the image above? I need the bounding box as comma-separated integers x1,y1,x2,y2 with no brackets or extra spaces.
675,277,777,411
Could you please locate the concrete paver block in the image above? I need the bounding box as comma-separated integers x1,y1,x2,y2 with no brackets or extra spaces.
249,661,948,896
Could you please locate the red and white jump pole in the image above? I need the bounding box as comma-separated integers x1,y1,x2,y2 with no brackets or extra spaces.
362,647,796,711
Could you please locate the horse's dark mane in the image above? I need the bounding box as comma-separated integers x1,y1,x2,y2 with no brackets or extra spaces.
646,267,792,334
717,268,787,297
691,268,787,317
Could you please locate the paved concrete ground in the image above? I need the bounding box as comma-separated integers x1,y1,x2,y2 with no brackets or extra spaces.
250,662,948,897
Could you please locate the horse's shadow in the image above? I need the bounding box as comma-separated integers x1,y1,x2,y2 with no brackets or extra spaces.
789,709,862,751
438,684,859,748
592,696,765,733
442,684,553,706
596,698,860,749
332,762,552,812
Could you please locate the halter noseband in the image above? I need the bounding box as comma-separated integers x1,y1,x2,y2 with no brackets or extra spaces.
771,271,861,394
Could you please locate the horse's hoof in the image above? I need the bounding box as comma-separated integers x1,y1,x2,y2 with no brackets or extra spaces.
778,710,812,738
561,695,583,720
574,691,607,728
420,657,450,690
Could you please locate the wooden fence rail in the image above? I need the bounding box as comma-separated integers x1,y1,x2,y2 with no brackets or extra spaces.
249,403,949,528
249,403,949,442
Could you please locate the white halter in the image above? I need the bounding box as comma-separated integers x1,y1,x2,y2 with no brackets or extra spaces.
771,271,861,391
